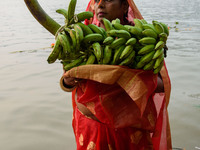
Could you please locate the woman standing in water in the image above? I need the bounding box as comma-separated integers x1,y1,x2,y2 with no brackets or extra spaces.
60,0,172,149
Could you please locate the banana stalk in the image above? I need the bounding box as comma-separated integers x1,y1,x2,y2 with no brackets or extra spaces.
24,0,61,35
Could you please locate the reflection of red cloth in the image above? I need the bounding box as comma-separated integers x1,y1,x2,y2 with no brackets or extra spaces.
65,1,172,149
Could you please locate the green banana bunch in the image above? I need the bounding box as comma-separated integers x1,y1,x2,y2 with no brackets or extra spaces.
48,0,170,74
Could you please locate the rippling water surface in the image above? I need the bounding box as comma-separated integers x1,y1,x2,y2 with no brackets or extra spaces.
0,0,200,150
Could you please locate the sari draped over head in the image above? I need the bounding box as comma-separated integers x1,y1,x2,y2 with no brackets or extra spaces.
61,0,172,149
84,0,143,25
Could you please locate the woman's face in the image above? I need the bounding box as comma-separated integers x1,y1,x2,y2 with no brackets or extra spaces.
94,0,128,23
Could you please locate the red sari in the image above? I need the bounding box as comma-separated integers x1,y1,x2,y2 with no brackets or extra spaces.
60,1,172,149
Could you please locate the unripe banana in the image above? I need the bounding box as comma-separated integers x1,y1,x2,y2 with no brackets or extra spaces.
56,8,68,18
64,27,77,50
73,11,93,23
141,19,148,24
137,44,155,55
124,25,143,37
67,0,77,21
61,52,82,62
92,42,103,64
155,40,165,50
74,24,84,42
110,38,127,49
47,37,62,64
111,45,125,65
153,59,164,74
86,53,96,64
139,37,157,45
98,27,107,38
103,36,114,45
125,38,137,46
107,29,131,39
102,45,112,64
133,19,143,30
159,33,168,43
111,18,120,24
112,22,129,32
142,29,158,39
153,22,164,34
136,50,155,68
160,22,169,36
154,53,164,69
142,24,157,33
119,50,135,66
58,49,66,60
120,45,134,60
63,55,84,71
76,22,93,36
143,59,156,71
83,33,104,44
88,24,105,37
102,18,113,31
58,32,72,54
74,24,84,51
153,48,164,59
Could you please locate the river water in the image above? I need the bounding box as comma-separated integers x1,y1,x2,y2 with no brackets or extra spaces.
0,0,200,150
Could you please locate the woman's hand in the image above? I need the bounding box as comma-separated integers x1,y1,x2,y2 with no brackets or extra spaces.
63,77,80,88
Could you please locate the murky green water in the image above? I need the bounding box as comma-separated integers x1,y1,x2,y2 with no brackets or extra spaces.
0,0,200,149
